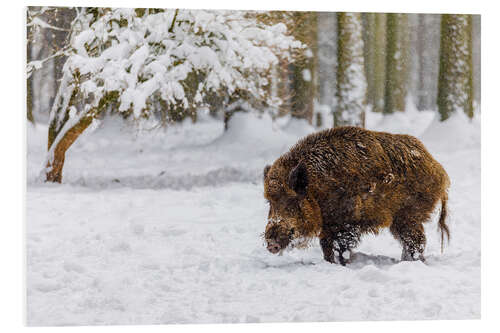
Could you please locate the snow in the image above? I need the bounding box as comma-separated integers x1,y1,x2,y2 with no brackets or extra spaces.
26,110,480,325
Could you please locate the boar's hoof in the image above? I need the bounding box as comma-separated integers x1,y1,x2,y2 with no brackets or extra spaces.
401,249,425,262
324,253,336,264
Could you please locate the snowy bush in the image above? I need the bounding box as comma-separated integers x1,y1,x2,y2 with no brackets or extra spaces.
62,8,303,121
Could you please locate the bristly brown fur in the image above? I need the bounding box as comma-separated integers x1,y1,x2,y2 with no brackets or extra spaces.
263,126,450,265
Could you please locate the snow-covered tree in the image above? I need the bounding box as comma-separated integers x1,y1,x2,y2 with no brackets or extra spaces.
334,12,367,127
438,14,474,120
42,7,303,182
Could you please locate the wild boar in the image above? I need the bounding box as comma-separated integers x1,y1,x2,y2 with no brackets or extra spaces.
263,126,450,265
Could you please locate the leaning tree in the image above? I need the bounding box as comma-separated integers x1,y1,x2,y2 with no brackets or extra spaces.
39,7,303,182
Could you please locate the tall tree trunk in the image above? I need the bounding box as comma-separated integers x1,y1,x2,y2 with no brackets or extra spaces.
384,13,409,114
362,13,375,110
27,15,35,124
27,71,35,124
371,13,386,113
290,12,317,123
276,59,292,117
472,15,481,108
417,14,427,110
407,14,419,108
437,14,474,120
334,12,367,127
317,11,337,108
361,13,389,112
415,14,441,111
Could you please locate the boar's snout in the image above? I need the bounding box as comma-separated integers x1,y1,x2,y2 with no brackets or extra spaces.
266,240,281,254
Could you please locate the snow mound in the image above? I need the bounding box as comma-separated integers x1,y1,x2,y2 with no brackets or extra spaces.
216,112,277,146
367,107,436,137
281,117,316,138
420,111,481,152
211,112,312,160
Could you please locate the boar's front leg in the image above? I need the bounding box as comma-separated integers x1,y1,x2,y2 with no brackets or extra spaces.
334,226,361,265
321,225,361,265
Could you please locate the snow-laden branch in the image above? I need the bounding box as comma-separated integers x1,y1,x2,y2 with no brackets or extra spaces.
27,17,70,31
27,46,72,78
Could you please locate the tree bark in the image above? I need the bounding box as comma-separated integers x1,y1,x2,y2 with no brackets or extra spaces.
334,12,367,127
317,11,336,108
45,115,93,183
26,10,35,124
290,12,317,123
362,13,375,110
437,14,474,120
276,59,292,117
417,14,427,110
472,15,480,108
372,13,386,113
27,75,35,124
384,13,409,114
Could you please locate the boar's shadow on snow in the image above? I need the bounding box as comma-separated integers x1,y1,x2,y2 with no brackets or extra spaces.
262,126,450,266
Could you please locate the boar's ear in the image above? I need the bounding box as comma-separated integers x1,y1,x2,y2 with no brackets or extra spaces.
288,161,308,197
263,165,271,181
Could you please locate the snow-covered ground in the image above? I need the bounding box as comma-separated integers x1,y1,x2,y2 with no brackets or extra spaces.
26,109,480,325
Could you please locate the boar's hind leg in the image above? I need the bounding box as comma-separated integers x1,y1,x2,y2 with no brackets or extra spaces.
320,236,335,264
390,220,426,262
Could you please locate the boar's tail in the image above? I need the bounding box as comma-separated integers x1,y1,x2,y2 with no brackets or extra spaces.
438,193,450,253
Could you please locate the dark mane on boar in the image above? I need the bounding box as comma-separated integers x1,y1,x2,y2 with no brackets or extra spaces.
263,126,450,265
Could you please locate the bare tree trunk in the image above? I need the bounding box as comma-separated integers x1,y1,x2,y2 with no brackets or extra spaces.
437,14,474,120
417,14,427,110
317,11,336,108
290,12,317,123
384,13,409,114
472,15,481,108
27,70,35,124
372,13,387,113
407,14,419,108
362,13,375,109
26,10,35,124
416,14,441,111
334,12,366,128
277,59,292,117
